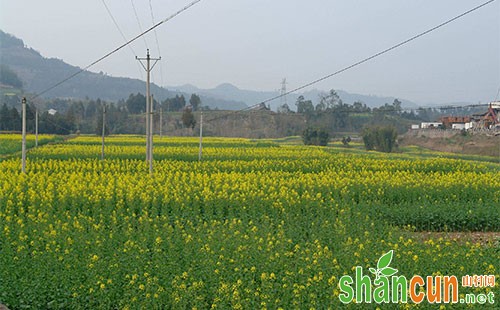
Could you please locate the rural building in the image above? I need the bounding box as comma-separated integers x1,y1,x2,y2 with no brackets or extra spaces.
420,122,443,129
451,123,465,130
464,122,475,130
472,102,500,129
439,116,471,129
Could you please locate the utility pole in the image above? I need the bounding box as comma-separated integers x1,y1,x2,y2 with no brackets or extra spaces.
137,49,160,174
101,105,106,160
150,94,154,169
159,104,163,139
35,108,39,147
149,95,155,151
21,97,27,173
198,111,203,161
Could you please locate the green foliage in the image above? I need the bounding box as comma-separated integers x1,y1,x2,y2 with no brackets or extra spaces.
295,90,421,134
302,127,329,146
163,95,186,112
362,126,398,152
189,93,201,111
0,134,61,156
369,202,500,232
277,103,291,114
125,93,146,114
181,107,196,129
295,95,314,114
0,136,499,308
0,30,24,48
341,136,351,146
38,112,75,135
0,102,46,132
318,89,341,111
0,103,21,131
0,65,23,88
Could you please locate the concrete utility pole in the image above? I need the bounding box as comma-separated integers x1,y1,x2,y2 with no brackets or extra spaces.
159,105,163,139
136,49,160,174
35,108,38,147
21,97,27,173
101,105,106,160
150,94,154,167
198,111,203,161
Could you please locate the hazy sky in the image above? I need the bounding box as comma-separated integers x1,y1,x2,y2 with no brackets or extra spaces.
1,0,499,105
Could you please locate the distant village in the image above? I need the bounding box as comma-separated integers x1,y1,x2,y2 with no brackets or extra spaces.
414,101,500,132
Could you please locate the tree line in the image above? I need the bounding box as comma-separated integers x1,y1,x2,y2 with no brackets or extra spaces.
0,93,203,134
1,88,480,139
279,90,438,136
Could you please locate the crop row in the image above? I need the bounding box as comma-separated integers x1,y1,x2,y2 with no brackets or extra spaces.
0,136,498,308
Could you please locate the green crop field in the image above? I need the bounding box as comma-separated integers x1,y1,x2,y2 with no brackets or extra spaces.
0,135,498,309
0,134,61,159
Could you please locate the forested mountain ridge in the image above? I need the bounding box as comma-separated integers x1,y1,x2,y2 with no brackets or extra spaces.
0,30,247,110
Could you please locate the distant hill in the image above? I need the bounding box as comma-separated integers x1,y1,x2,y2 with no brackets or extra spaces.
173,83,420,111
1,30,422,112
302,89,419,109
0,30,247,110
173,83,278,109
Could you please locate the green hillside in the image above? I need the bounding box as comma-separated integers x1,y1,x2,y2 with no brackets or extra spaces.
0,30,246,110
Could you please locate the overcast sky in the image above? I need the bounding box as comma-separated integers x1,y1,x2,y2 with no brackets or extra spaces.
1,0,499,105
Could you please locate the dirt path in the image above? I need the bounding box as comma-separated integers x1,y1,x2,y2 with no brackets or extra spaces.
400,131,500,158
410,231,500,247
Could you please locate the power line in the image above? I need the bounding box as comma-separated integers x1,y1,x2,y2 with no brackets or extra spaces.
130,0,149,49
148,0,165,89
204,101,266,124
199,102,490,121
203,102,491,124
101,0,138,56
2,101,72,133
31,0,204,100
206,0,497,123
262,0,497,106
100,0,144,79
419,103,489,111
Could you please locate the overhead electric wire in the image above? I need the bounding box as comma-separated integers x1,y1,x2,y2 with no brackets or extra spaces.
130,0,149,49
148,0,165,89
425,103,489,111
101,0,139,56
31,0,204,101
205,0,497,124
197,102,490,120
148,0,163,57
100,0,144,79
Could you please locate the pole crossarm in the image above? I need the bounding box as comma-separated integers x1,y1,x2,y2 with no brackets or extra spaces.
136,49,161,175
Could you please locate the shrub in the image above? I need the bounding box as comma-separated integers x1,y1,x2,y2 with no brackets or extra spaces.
362,126,397,152
302,127,330,146
341,136,351,146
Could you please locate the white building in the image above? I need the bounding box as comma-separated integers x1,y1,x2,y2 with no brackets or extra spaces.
421,122,442,129
464,122,475,130
451,123,465,130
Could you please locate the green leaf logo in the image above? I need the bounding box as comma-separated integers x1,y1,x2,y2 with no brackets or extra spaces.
369,250,398,280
